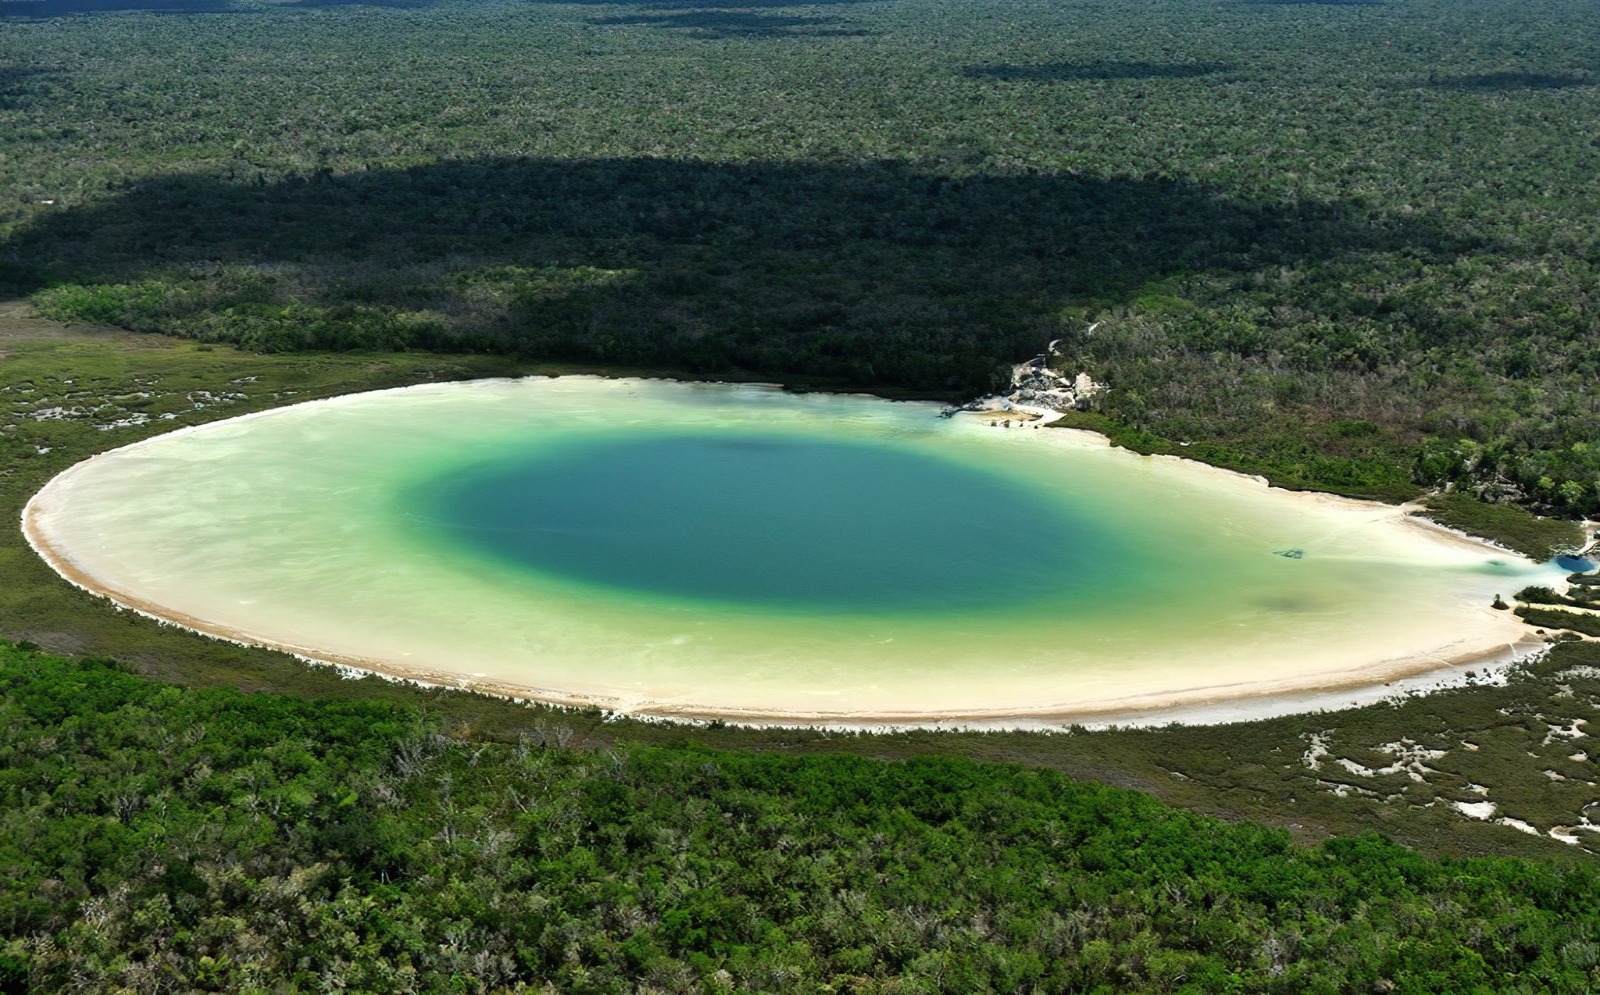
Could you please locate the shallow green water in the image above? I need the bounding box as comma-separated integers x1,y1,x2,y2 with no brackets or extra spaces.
27,377,1558,721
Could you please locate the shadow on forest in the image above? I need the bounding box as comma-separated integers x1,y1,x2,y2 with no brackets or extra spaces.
0,0,434,16
559,0,878,36
4,157,1467,390
1434,71,1593,92
0,0,238,16
0,66,52,109
964,62,1233,83
589,9,870,37
285,0,441,8
530,0,874,8
1242,0,1384,6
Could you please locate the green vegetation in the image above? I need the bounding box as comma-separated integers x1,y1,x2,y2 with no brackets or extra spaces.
1517,585,1600,610
1515,608,1600,639
1417,492,1585,561
3,0,1599,510
1049,410,1420,501
8,639,1600,994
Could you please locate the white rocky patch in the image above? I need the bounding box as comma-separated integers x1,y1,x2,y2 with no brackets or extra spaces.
1376,740,1447,781
187,390,248,409
1453,800,1497,820
1301,731,1332,771
97,413,151,431
1542,717,1588,746
29,405,86,421
1329,740,1446,782
1318,779,1378,799
943,342,1108,423
1550,804,1600,847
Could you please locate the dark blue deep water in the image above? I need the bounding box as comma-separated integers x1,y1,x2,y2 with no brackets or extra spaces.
411,433,1106,612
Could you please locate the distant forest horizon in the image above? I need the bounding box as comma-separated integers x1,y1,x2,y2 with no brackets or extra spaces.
2,0,1597,515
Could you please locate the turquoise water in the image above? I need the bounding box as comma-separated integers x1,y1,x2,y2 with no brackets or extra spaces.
25,377,1561,722
413,433,1107,612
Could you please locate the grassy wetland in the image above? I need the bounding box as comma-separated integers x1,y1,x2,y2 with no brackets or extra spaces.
3,0,1600,986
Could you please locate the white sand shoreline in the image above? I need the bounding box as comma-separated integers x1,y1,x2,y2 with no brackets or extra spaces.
19,374,1567,731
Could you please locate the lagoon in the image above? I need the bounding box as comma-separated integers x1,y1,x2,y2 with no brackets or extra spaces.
23,377,1557,725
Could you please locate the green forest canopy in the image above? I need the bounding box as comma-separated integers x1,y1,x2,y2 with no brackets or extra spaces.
0,0,1597,510
6,641,1600,994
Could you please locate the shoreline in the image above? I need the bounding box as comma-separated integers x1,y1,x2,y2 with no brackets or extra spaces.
19,375,1560,732
15,493,1560,730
